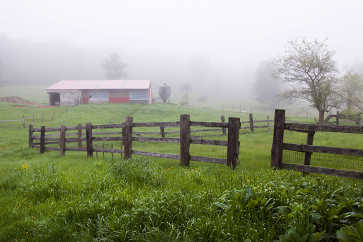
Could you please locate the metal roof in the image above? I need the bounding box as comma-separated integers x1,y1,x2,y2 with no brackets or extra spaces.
46,80,151,92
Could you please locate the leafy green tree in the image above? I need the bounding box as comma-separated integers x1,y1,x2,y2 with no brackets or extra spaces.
339,71,363,113
277,39,338,123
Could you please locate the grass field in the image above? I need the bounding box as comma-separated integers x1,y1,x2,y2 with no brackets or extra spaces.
0,102,362,241
0,85,49,104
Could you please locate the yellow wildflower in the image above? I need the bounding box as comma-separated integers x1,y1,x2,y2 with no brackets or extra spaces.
21,164,29,169
167,167,173,171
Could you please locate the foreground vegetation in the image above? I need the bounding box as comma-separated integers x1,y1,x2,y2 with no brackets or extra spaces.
0,103,362,241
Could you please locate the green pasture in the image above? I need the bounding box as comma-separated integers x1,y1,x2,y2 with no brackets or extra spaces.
0,102,362,241
0,85,49,104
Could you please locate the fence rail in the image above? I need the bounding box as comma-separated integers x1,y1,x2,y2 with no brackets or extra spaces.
29,113,273,169
29,113,270,136
29,114,242,168
325,112,361,125
0,113,56,128
271,109,363,179
285,123,363,134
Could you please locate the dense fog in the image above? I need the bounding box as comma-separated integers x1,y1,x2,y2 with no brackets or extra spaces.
1,0,363,106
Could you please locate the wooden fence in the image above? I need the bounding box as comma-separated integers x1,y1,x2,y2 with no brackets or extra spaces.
29,114,243,168
240,113,272,132
271,109,363,179
325,112,361,125
0,113,55,128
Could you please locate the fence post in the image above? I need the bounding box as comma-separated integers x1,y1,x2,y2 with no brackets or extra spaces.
40,126,45,153
227,117,240,169
303,131,315,174
221,115,226,135
60,125,66,156
249,113,254,132
120,122,123,159
180,114,191,166
123,116,133,159
77,124,82,148
28,124,33,148
160,125,165,138
86,123,93,158
271,109,285,168
336,111,340,126
111,144,114,160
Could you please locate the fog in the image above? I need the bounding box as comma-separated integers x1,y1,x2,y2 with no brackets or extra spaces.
1,0,363,105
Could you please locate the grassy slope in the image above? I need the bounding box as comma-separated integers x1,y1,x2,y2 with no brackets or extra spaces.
0,85,49,104
0,103,362,241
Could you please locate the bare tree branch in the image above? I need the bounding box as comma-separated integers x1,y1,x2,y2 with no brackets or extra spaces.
276,38,337,123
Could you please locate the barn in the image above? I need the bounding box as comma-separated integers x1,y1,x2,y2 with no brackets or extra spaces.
46,80,152,106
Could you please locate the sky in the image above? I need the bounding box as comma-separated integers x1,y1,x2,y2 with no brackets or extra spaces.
1,0,363,100
1,0,362,65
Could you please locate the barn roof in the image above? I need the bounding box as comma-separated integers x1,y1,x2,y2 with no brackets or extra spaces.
46,80,151,92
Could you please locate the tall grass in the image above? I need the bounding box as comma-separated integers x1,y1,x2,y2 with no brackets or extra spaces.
0,102,362,241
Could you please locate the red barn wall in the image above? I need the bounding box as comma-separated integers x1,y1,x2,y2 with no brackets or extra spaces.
109,90,129,103
79,88,150,104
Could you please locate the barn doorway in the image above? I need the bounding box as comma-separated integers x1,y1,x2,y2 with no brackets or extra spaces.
49,93,60,106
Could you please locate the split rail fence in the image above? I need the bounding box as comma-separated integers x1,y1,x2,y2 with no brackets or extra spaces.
271,109,363,179
29,115,243,168
325,112,361,126
239,113,272,132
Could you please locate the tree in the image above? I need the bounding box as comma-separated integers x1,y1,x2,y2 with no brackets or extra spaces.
277,39,338,123
339,71,363,112
158,82,171,103
180,83,191,105
102,53,127,79
254,60,282,108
